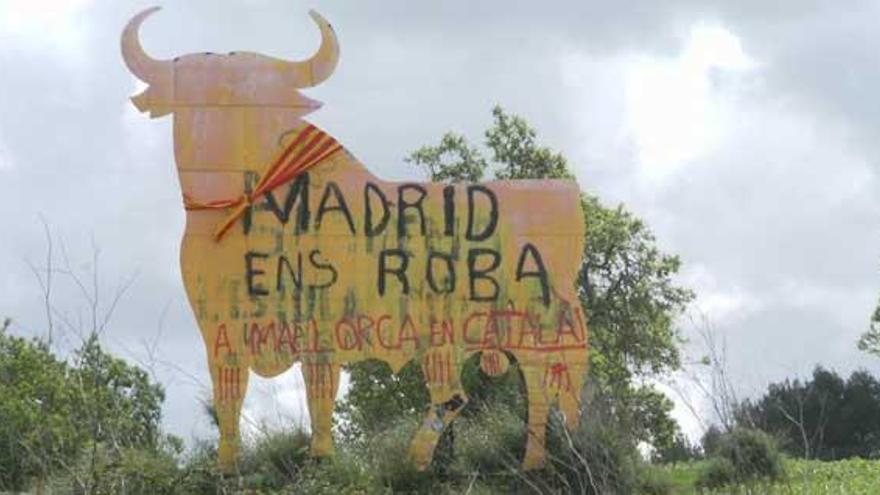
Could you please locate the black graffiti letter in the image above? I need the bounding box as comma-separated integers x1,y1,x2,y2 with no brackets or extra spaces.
364,182,391,236
397,184,427,237
515,243,550,307
378,249,409,296
466,185,498,241
316,181,356,234
443,185,455,236
426,250,456,294
276,254,303,293
467,248,500,302
245,251,269,297
264,173,310,234
309,249,338,289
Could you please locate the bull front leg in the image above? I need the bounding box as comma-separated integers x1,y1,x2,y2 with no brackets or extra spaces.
409,350,467,470
302,361,340,456
210,360,250,473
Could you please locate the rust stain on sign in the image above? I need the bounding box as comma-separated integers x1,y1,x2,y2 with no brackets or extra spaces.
122,7,588,472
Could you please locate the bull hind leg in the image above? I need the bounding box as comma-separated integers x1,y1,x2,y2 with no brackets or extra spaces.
302,361,340,457
409,351,467,470
210,362,251,472
522,365,551,470
521,362,585,470
558,365,585,431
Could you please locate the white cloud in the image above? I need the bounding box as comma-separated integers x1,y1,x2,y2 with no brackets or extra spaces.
624,24,755,183
241,367,311,438
0,138,11,169
680,263,762,327
0,0,93,55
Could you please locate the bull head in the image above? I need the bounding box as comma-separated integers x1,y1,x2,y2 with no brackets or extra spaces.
121,7,339,118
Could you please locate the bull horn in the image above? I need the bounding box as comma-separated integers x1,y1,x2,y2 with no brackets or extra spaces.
281,10,340,88
121,6,169,83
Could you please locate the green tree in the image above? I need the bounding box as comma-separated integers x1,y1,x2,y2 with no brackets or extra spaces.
736,366,880,460
0,320,172,492
0,321,79,490
857,300,880,356
71,334,166,452
338,106,692,459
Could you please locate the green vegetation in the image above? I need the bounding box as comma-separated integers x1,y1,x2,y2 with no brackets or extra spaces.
663,458,880,495
696,428,784,490
0,320,176,493
735,367,880,460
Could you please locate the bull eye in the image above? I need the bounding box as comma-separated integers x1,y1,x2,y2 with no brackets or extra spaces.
229,51,237,55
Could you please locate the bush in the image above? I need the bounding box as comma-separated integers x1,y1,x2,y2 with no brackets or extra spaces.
238,427,311,489
539,411,641,495
697,428,783,489
717,428,784,480
291,454,377,494
700,425,723,457
46,441,184,494
365,415,435,492
453,404,526,474
636,464,674,495
653,431,702,464
696,457,737,490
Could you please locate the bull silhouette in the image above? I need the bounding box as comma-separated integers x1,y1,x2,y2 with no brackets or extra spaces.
121,7,588,472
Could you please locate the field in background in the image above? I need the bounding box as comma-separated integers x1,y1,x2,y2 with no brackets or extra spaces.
663,458,880,494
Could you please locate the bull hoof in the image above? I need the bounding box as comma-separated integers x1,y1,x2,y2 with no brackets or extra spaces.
408,430,441,471
217,443,239,474
522,444,547,471
310,436,335,458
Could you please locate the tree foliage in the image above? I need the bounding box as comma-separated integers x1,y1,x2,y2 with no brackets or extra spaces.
737,366,880,460
0,323,79,489
857,299,880,356
0,323,169,492
71,334,165,451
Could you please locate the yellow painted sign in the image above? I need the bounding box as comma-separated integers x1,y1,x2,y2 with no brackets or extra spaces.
122,7,587,471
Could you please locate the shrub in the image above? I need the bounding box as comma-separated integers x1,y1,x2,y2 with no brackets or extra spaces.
717,428,783,480
696,457,737,490
697,428,783,489
365,416,435,492
453,404,526,474
700,425,723,457
174,441,226,495
291,454,377,494
636,464,674,495
238,427,311,488
539,411,641,495
174,429,312,494
46,441,183,494
653,431,702,463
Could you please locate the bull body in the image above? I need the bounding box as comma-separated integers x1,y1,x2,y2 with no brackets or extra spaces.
123,8,587,471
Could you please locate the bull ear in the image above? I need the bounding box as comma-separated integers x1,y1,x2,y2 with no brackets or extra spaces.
279,10,340,88
121,6,171,83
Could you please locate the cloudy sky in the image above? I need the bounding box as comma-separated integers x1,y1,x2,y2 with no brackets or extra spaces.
2,0,879,442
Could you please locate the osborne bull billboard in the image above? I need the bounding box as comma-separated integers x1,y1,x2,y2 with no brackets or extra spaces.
122,7,588,471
